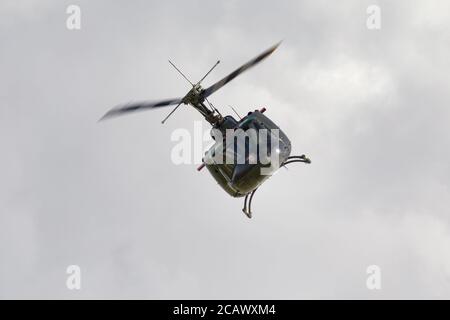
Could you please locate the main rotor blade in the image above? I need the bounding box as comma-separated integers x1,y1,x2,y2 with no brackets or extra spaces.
100,98,182,121
201,42,281,98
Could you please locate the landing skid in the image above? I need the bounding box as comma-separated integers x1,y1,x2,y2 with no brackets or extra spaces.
282,154,311,166
242,188,258,219
241,155,311,219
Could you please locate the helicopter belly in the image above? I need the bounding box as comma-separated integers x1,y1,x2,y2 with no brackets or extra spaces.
231,165,272,194
206,163,272,197
206,163,243,197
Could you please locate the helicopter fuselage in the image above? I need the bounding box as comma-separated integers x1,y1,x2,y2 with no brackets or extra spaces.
203,109,292,197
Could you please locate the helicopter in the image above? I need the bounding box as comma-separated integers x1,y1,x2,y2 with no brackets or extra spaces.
100,42,311,218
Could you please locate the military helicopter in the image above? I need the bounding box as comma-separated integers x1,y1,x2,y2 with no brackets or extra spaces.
101,42,311,218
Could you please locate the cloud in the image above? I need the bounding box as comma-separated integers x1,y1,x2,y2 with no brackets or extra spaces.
1,0,450,298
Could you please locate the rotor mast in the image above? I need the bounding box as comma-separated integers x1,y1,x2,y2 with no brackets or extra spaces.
163,60,223,126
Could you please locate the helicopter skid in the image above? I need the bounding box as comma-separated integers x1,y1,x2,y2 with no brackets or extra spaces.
240,155,311,219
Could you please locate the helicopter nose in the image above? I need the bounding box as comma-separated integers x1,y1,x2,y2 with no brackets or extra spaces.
278,140,292,163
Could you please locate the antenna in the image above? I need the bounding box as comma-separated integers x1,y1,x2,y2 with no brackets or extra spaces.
205,97,222,117
168,60,194,86
229,105,242,119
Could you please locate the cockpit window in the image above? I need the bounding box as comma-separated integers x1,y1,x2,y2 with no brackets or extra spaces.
205,111,291,172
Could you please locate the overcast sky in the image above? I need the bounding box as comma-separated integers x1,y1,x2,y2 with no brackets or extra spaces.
1,0,450,299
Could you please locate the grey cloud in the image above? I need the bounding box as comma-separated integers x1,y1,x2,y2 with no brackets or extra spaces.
1,0,450,299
